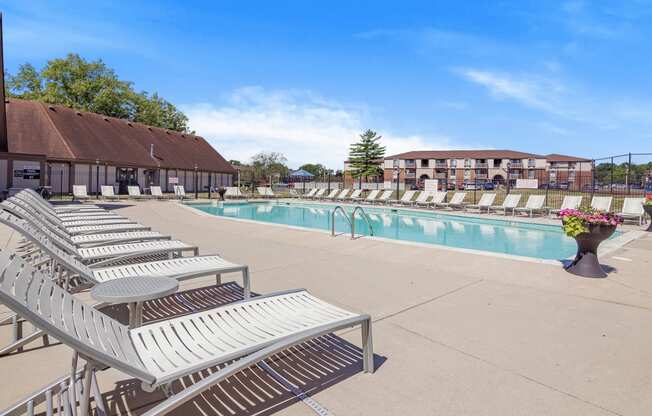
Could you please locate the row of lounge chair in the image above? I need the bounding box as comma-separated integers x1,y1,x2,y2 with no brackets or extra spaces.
0,189,374,415
73,184,191,200
298,188,648,223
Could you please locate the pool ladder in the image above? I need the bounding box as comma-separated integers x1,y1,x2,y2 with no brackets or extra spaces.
331,206,374,239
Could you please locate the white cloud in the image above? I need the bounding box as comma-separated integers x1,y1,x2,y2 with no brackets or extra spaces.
182,87,460,169
455,68,566,115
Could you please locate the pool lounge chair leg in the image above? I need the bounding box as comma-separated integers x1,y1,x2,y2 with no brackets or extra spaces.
362,317,374,373
243,266,251,299
216,273,222,286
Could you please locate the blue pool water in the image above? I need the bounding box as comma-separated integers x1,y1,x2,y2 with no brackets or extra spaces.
189,201,604,260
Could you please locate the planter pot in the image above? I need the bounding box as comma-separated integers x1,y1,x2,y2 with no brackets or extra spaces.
644,205,652,232
565,223,616,278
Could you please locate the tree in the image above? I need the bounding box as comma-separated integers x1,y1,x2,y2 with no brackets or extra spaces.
229,160,242,166
7,53,190,132
348,129,386,187
251,152,289,183
299,163,328,177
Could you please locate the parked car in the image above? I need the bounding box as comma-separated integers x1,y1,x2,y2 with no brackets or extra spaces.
483,182,495,190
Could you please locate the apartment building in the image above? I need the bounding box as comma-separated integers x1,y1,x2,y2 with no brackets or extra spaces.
365,150,591,190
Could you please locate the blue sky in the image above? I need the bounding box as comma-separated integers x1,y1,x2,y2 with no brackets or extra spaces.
2,0,651,168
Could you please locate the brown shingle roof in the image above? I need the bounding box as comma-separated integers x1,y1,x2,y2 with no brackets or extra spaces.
6,99,235,173
544,153,591,162
385,149,542,160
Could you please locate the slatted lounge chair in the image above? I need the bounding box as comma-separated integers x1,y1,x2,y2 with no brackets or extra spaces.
265,187,276,198
128,186,149,200
1,201,150,239
309,188,326,199
0,222,251,356
619,198,646,225
413,191,433,207
514,195,547,217
346,189,362,201
8,197,136,229
72,185,91,201
549,195,583,216
0,254,373,416
391,190,416,205
14,192,114,220
149,186,170,200
20,189,104,213
71,231,171,247
428,191,448,208
302,188,317,198
13,194,125,223
322,189,340,200
358,189,380,204
100,186,120,201
174,185,190,200
487,194,522,215
374,190,393,205
1,212,197,266
465,193,496,213
437,192,467,209
335,189,351,200
591,196,613,212
223,186,244,199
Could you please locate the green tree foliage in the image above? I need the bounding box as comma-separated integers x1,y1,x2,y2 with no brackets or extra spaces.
594,162,652,185
348,129,386,183
7,54,190,132
299,163,328,177
251,152,289,181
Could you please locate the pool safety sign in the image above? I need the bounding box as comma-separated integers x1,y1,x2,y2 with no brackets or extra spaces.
515,179,538,189
13,168,40,180
168,177,179,184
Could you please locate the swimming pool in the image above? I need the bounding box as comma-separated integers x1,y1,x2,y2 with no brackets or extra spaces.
188,201,601,260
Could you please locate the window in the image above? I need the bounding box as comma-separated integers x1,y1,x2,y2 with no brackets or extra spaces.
421,159,429,167
528,170,536,179
450,159,458,168
464,170,471,179
528,159,536,168
464,159,471,168
493,158,503,167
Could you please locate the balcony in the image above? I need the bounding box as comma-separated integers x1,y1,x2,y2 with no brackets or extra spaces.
475,174,488,179
508,173,521,179
435,162,448,169
509,162,523,169
404,160,416,168
435,172,448,179
475,162,488,169
404,172,416,179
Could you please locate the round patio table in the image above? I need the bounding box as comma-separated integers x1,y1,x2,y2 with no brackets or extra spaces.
91,276,179,328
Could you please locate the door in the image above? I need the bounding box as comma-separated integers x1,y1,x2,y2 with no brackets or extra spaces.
116,167,137,194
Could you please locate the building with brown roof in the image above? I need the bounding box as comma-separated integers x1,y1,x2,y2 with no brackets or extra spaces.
344,149,593,190
0,99,235,196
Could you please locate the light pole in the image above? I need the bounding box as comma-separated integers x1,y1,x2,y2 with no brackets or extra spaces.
394,166,400,198
95,158,100,199
194,164,198,199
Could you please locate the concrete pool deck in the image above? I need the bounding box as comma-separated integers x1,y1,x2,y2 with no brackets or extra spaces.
1,200,652,415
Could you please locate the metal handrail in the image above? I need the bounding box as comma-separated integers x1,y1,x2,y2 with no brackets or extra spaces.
330,206,353,237
351,206,374,238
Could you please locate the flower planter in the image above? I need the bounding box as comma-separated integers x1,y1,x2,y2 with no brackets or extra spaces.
565,223,616,278
644,205,652,232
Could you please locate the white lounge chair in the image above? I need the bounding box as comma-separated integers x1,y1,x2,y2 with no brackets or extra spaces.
322,189,340,200
374,190,393,204
620,198,646,225
128,186,149,200
465,193,496,213
346,189,363,201
149,186,170,200
14,191,116,220
72,185,91,201
591,196,613,212
437,192,467,209
335,189,351,200
22,188,102,213
413,191,433,207
357,189,379,203
549,195,583,215
391,190,416,205
7,197,132,227
514,195,547,217
174,185,190,200
1,212,197,265
311,188,327,199
302,188,317,198
488,194,522,215
224,186,244,199
101,185,120,201
428,191,448,207
0,254,373,416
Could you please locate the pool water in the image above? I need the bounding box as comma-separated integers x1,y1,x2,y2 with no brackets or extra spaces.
189,201,606,260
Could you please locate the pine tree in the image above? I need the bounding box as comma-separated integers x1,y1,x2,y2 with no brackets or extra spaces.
348,130,386,187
